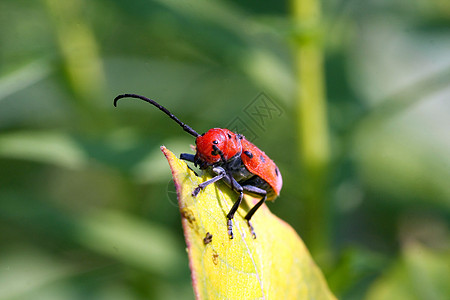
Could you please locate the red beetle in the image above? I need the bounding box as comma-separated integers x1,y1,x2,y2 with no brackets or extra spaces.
114,94,282,239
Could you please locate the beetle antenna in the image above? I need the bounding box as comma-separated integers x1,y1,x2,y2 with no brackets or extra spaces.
114,93,200,137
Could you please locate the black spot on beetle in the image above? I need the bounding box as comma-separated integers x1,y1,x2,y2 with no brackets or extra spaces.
260,155,265,162
244,151,253,158
227,133,232,139
213,140,218,144
275,167,279,176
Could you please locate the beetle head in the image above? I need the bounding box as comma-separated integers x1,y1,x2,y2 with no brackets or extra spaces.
194,128,242,167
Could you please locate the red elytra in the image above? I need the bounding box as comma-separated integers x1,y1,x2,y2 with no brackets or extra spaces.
240,138,282,199
114,94,282,239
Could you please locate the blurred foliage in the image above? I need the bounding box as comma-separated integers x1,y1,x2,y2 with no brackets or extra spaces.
0,0,449,299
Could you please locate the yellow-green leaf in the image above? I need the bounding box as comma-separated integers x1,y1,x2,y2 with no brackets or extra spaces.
161,146,336,300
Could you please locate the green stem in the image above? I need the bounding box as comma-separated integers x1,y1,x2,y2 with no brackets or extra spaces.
291,0,331,263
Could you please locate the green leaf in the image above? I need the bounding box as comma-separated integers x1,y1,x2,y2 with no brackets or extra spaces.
162,146,336,299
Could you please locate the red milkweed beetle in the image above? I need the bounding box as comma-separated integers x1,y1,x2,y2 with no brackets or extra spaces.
114,94,282,239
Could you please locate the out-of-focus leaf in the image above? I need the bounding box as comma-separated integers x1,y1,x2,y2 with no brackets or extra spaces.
0,248,75,300
125,0,295,102
0,59,52,101
75,211,185,276
161,146,336,299
44,0,106,104
0,131,87,169
0,247,154,300
353,124,450,209
131,137,193,183
0,190,185,277
366,243,450,300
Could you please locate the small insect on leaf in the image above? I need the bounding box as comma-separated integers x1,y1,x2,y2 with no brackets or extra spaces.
114,94,282,239
203,232,213,245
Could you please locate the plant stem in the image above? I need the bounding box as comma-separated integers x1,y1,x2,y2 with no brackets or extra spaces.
290,0,331,263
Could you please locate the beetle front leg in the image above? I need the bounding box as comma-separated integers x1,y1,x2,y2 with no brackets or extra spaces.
192,167,226,196
179,153,201,175
180,153,195,162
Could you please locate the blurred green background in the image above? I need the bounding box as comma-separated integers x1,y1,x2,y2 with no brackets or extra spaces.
1,0,449,299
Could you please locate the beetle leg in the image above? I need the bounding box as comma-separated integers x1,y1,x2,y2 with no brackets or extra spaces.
215,172,241,194
227,169,235,191
215,176,244,239
242,185,267,239
214,175,248,239
180,153,198,169
226,191,244,239
190,166,244,239
180,153,195,162
203,171,245,239
179,153,199,175
192,167,227,196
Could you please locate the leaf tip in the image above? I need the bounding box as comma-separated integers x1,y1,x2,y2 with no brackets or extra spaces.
160,145,169,156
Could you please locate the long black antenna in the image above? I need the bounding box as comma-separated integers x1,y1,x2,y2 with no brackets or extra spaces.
114,93,200,137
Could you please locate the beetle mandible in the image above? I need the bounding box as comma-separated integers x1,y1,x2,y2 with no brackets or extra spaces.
114,94,282,239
